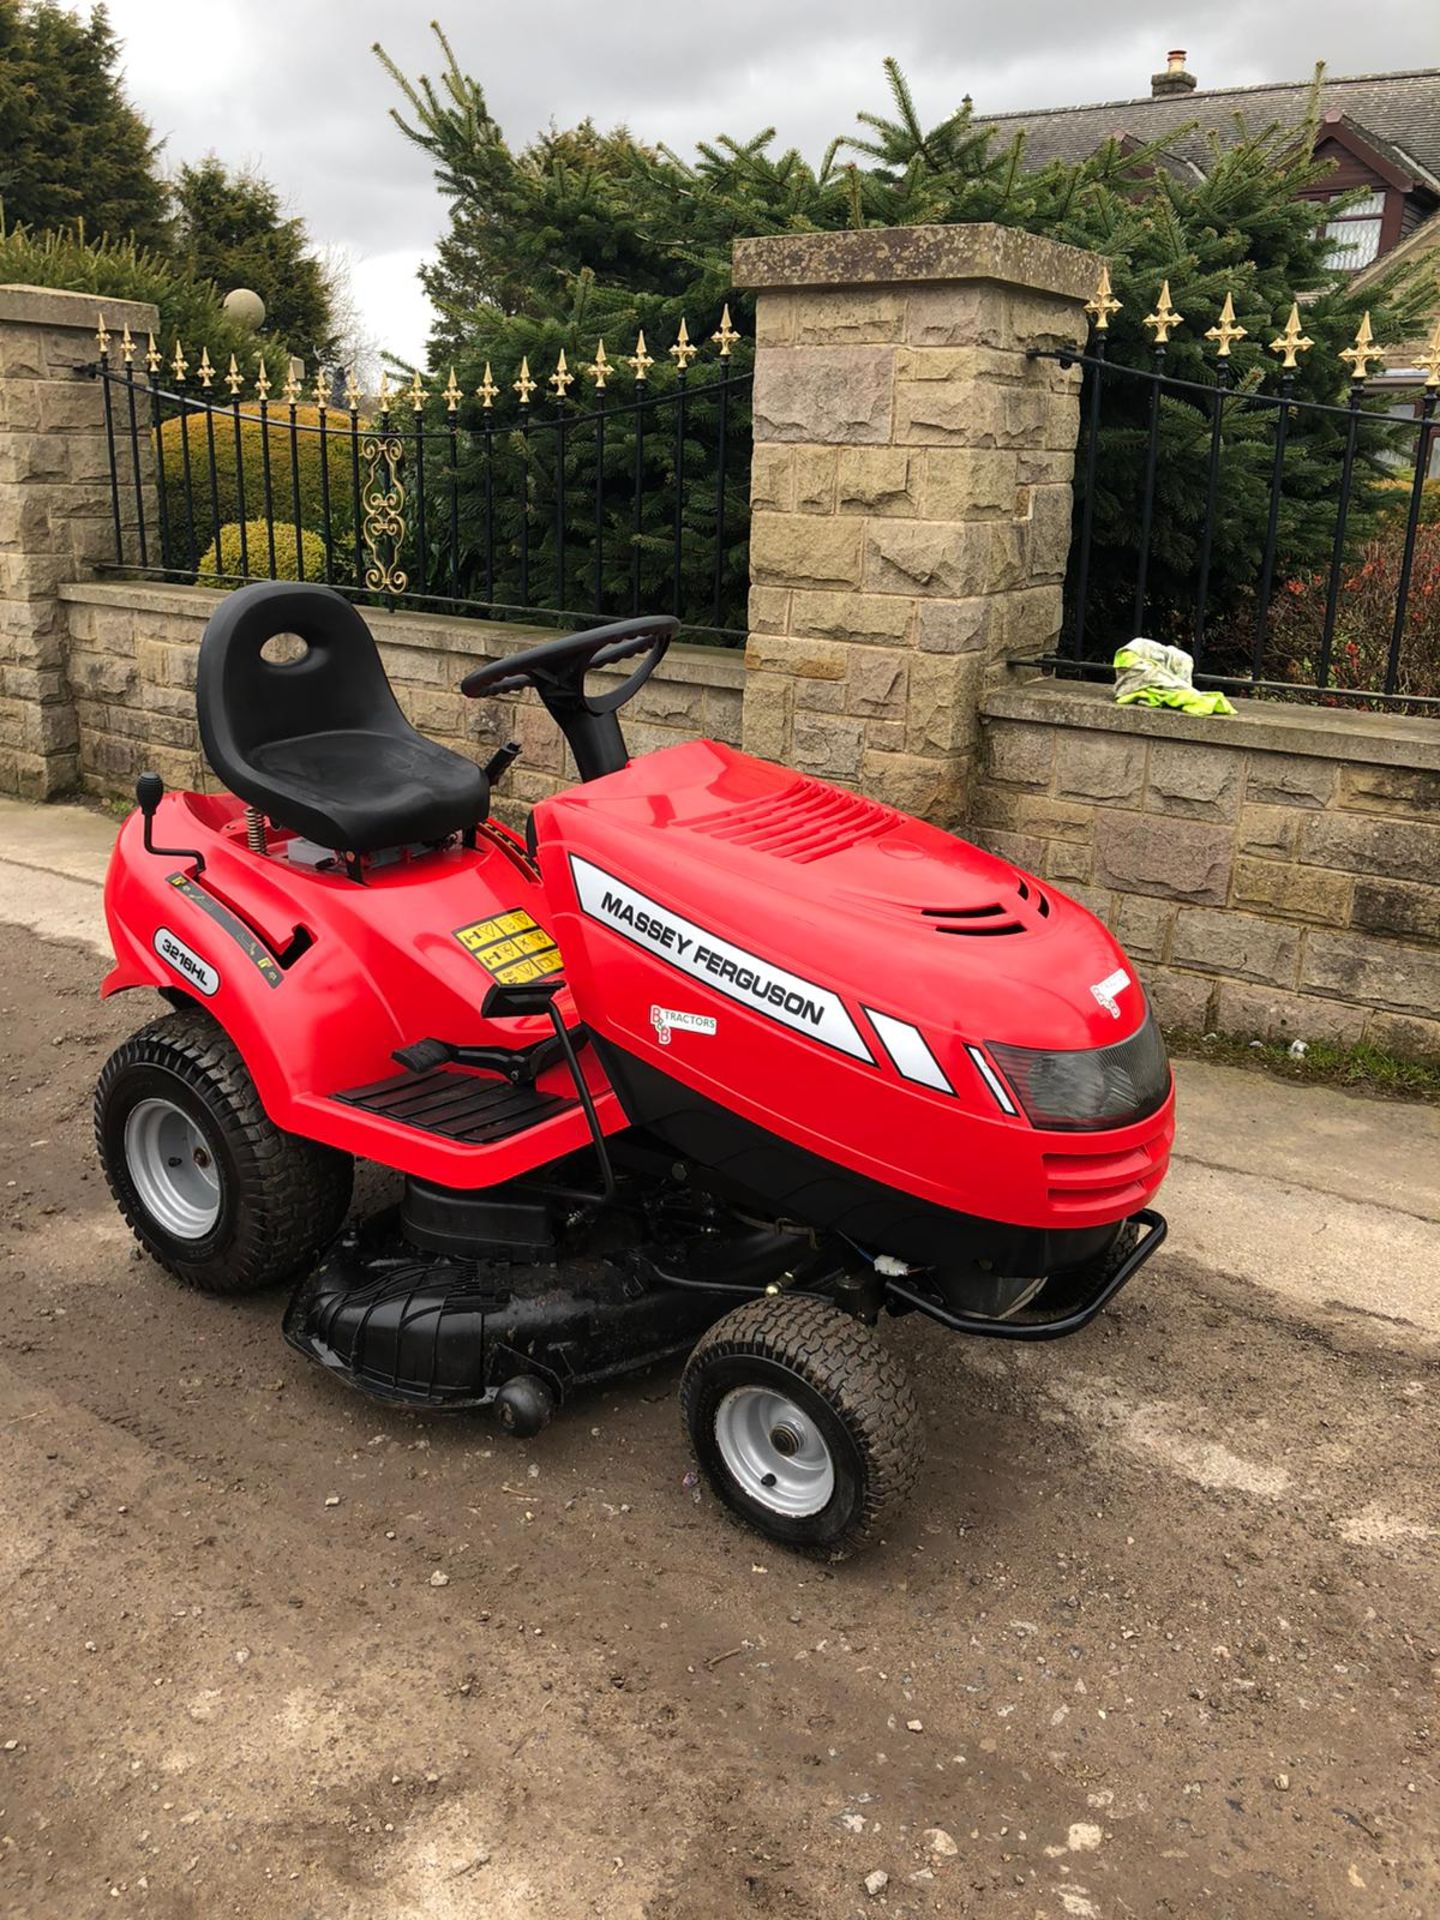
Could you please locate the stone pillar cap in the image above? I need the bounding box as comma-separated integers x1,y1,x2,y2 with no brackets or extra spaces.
0,283,160,333
733,223,1100,303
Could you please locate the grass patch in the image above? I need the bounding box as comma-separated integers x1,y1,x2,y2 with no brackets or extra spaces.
1166,1028,1440,1105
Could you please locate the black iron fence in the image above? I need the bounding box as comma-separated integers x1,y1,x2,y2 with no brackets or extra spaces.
1030,269,1440,712
89,314,754,644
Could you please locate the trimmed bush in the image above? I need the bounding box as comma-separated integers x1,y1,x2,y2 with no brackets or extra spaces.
160,406,363,568
198,521,329,585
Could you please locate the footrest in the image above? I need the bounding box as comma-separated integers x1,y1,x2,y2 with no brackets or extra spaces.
333,1065,575,1144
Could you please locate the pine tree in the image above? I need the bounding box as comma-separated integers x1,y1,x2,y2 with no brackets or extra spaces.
0,1,168,248
171,158,339,362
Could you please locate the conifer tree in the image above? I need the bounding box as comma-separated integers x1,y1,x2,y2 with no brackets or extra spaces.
0,1,168,248
172,158,339,363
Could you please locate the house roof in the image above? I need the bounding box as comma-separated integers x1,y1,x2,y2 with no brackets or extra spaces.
978,67,1440,190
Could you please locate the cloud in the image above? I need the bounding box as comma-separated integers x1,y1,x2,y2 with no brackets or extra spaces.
100,0,1437,363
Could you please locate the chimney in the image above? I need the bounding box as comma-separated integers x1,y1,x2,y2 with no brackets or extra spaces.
1151,49,1197,98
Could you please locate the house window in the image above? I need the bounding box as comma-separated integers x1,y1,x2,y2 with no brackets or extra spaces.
1320,190,1386,270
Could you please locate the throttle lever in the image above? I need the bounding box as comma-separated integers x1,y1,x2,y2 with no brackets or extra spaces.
483,740,522,786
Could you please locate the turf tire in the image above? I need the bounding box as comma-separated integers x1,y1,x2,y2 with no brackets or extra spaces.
95,1006,353,1295
680,1293,922,1556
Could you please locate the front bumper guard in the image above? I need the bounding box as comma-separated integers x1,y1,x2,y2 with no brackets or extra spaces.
884,1207,1167,1343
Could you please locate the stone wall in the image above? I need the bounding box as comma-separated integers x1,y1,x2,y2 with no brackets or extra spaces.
0,285,159,797
60,581,743,812
733,225,1094,824
978,682,1440,1060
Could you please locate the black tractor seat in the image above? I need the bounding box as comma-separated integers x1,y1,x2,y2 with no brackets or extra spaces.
196,582,488,855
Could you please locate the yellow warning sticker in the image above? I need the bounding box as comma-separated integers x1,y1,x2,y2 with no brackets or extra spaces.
454,910,563,982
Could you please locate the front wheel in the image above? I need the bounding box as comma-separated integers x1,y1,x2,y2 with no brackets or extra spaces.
96,1007,353,1295
680,1294,922,1555
1037,1218,1140,1318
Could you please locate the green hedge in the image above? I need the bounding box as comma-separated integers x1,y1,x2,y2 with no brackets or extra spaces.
159,406,362,568
197,520,329,584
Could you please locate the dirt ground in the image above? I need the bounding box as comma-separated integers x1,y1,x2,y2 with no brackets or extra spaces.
0,922,1436,1920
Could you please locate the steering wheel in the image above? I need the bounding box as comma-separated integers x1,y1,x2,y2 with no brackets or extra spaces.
460,616,678,782
461,615,676,707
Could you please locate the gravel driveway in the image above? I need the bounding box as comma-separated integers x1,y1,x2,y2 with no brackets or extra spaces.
1,920,1436,1920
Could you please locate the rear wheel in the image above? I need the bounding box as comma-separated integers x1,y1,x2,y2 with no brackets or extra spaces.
681,1294,922,1555
96,1007,353,1295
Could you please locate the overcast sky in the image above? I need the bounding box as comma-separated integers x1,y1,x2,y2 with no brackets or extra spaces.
100,1,1437,366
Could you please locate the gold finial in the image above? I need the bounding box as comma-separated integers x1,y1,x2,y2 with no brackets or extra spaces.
549,348,574,400
312,366,329,410
1084,264,1122,332
282,363,302,406
409,367,427,413
1419,317,1440,391
1269,301,1314,372
254,355,271,401
197,347,214,390
476,361,499,409
513,356,536,404
95,313,111,356
170,338,188,384
344,367,361,412
712,304,740,358
120,324,136,366
1205,291,1248,359
668,317,698,371
585,340,612,391
145,332,162,374
1339,312,1383,383
443,366,462,413
225,353,243,397
625,330,654,382
377,369,394,414
1142,280,1182,346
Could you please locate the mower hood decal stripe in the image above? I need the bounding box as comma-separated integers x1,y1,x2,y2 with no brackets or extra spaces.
568,855,873,1063
167,872,283,988
864,1008,953,1095
966,1044,1019,1116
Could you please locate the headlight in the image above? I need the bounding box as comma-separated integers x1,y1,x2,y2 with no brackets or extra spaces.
987,1011,1171,1132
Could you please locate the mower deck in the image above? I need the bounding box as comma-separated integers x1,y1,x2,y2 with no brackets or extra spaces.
281,1201,793,1413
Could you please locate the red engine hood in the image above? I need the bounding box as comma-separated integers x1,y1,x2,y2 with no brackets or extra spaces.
535,740,1172,1232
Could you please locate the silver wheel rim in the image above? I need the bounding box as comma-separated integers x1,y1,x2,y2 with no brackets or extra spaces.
123,1097,222,1240
713,1384,836,1517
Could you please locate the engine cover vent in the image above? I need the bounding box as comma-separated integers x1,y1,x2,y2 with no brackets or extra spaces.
689,777,896,863
922,880,1048,936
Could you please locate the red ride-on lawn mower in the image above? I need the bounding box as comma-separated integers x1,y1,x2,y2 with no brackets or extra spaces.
94,581,1173,1553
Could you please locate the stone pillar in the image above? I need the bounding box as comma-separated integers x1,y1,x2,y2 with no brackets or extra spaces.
0,284,159,797
733,225,1096,826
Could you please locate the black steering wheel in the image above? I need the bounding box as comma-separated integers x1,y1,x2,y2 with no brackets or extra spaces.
460,616,678,782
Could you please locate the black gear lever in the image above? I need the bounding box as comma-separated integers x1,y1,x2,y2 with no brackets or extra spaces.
135,771,207,875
